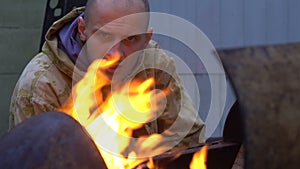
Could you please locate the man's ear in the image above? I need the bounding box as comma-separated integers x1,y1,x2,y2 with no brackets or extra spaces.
144,28,153,48
78,17,87,42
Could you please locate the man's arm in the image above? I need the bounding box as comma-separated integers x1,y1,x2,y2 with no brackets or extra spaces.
9,91,58,130
9,53,71,129
154,58,205,149
131,43,205,156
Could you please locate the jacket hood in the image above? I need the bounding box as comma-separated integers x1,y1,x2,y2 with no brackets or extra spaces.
42,7,85,82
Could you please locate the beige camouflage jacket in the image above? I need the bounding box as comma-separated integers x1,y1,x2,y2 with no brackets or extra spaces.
9,7,205,151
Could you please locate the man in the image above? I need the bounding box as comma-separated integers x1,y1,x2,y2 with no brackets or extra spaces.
9,0,204,156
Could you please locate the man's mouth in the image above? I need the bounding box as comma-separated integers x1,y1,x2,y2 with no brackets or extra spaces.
102,53,123,76
106,66,117,74
104,59,122,76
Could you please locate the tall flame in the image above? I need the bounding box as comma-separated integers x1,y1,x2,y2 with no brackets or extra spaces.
59,54,120,126
59,53,168,168
189,145,208,169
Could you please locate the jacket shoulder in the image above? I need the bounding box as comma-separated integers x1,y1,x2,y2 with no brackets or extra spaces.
12,52,71,104
144,40,176,73
10,52,72,127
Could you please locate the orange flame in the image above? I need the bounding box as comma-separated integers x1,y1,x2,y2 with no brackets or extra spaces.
189,145,208,169
59,54,121,126
59,53,169,168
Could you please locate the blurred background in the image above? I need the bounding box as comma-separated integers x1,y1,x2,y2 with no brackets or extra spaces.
0,0,299,137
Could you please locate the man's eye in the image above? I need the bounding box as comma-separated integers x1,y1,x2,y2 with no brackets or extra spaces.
102,32,109,38
126,35,137,41
100,31,112,40
122,35,139,46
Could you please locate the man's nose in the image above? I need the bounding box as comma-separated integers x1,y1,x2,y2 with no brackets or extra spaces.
107,41,124,58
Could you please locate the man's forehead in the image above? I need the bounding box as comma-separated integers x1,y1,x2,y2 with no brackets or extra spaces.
97,15,148,35
104,13,148,25
100,0,145,10
91,0,145,19
91,12,149,32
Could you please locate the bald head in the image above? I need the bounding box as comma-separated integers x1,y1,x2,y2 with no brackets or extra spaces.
84,0,150,25
77,0,153,73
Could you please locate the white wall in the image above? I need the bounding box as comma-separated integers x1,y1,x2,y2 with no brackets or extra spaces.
149,0,300,137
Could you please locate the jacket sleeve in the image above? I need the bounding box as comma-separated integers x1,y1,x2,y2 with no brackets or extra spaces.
131,43,206,157
128,58,205,159
8,53,72,130
9,93,57,130
9,74,63,130
155,57,206,150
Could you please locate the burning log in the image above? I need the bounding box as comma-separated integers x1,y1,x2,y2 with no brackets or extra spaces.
0,112,107,169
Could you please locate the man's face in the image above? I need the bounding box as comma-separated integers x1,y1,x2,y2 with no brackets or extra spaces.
78,2,152,77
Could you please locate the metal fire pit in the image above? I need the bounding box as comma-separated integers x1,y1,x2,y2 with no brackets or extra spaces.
0,108,242,169
0,112,107,169
0,92,244,169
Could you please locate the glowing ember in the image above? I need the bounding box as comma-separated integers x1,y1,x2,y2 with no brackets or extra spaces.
189,145,208,169
58,53,169,168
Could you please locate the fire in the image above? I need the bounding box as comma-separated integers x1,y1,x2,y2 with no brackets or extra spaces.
59,54,121,126
59,53,168,168
189,145,208,169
